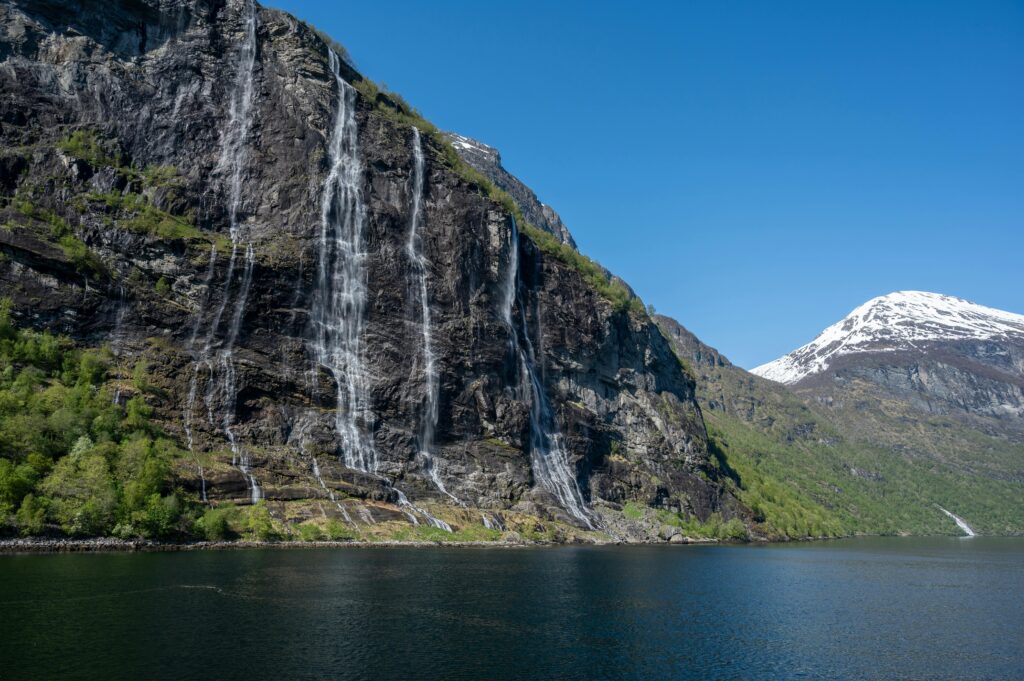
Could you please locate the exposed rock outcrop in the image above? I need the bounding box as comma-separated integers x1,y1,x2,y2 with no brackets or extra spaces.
0,0,740,537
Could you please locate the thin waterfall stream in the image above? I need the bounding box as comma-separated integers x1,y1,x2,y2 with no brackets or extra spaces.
938,506,977,537
182,0,261,504
501,218,595,529
407,128,461,507
311,49,375,473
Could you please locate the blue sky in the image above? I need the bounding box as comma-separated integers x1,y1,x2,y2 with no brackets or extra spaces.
270,0,1023,368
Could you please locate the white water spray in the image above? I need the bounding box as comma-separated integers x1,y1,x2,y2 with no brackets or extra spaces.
312,456,353,524
407,127,462,507
308,52,448,530
502,219,594,529
310,48,375,473
938,506,976,537
181,0,261,503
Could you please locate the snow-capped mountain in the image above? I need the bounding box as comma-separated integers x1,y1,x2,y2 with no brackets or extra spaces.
752,291,1024,385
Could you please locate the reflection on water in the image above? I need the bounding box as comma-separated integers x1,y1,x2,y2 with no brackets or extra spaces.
1,538,1021,680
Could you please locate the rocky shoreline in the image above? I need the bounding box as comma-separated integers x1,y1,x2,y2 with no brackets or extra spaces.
0,535,725,555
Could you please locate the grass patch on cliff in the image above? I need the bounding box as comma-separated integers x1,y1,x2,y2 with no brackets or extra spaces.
622,501,644,520
387,522,502,543
57,130,119,167
57,129,181,190
56,129,218,247
9,197,106,277
81,190,229,251
520,223,645,315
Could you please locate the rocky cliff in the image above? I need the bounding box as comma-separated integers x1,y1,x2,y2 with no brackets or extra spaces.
0,0,740,541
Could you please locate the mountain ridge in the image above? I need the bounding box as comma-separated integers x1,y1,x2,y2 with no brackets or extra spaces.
753,290,1024,385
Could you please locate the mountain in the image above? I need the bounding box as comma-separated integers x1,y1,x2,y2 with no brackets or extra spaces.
0,0,745,543
688,290,1024,536
656,311,1024,537
753,291,1024,439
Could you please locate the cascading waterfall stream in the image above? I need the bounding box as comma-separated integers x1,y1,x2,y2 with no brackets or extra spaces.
312,457,353,524
311,49,375,474
312,53,449,532
938,506,976,537
110,284,128,405
182,0,261,504
407,128,461,506
502,219,595,529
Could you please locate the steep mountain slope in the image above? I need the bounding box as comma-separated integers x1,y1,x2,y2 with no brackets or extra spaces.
442,133,576,247
0,0,742,542
753,292,1024,438
656,314,1024,536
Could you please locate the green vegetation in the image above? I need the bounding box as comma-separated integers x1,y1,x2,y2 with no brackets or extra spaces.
324,519,357,540
622,499,749,540
520,223,645,315
245,501,280,540
1,130,213,284
622,501,644,521
195,506,234,541
0,300,194,538
706,415,845,538
57,130,181,190
80,190,228,251
701,367,1024,537
672,512,748,541
296,522,324,541
57,130,117,167
9,198,105,276
655,316,1024,538
389,522,502,543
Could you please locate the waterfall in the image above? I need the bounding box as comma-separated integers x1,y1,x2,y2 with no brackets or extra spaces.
407,127,462,506
503,219,594,529
395,489,453,532
187,246,218,351
199,465,209,505
216,0,258,243
181,0,261,503
306,71,452,532
938,506,977,537
110,284,128,355
312,457,353,524
481,514,504,531
310,48,376,473
110,284,128,405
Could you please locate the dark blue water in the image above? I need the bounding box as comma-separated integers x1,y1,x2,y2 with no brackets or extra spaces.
1,538,1021,680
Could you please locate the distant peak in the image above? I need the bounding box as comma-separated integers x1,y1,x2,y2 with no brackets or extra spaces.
444,132,500,164
751,291,1024,384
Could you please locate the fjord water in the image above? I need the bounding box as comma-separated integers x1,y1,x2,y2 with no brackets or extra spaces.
1,539,1021,680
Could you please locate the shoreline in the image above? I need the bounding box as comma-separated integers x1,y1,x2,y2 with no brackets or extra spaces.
0,534,989,555
0,536,721,555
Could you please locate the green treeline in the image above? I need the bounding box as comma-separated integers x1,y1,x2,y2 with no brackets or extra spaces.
0,299,190,538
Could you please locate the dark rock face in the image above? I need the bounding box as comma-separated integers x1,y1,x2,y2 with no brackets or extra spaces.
0,0,733,531
796,340,1024,441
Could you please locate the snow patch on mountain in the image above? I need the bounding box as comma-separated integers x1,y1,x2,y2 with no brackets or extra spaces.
751,291,1024,385
445,133,499,164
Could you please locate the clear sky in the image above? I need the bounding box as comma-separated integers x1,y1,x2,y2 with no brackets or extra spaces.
269,0,1023,369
